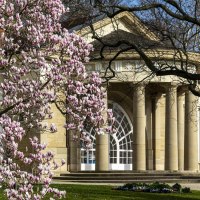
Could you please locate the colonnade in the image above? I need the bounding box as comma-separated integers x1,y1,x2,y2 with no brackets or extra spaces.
69,83,199,172
132,83,198,171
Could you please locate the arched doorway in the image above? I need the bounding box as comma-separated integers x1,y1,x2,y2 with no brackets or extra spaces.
80,103,133,171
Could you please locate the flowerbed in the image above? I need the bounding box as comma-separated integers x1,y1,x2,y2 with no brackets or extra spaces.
113,182,191,193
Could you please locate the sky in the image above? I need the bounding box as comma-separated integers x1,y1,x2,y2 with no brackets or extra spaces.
120,0,141,6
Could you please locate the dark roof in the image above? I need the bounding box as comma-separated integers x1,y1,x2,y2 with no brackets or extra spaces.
61,12,107,32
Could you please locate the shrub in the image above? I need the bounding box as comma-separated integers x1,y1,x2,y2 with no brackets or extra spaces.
182,187,191,193
172,183,182,192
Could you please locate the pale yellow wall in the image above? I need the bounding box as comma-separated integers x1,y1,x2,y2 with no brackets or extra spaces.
41,103,68,174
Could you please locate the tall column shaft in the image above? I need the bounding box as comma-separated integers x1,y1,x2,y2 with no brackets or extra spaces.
69,131,80,172
133,84,146,170
146,94,153,170
184,90,198,171
165,85,178,170
154,94,164,170
96,134,109,171
95,89,109,171
160,94,166,170
177,92,185,171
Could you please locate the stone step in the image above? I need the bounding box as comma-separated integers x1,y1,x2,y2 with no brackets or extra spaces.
60,173,184,177
54,175,182,180
53,172,200,183
52,178,200,183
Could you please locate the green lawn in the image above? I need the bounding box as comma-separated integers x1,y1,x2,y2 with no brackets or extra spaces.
48,184,200,200
1,184,200,199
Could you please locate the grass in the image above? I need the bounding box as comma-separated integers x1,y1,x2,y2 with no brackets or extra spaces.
47,184,200,200
1,184,200,199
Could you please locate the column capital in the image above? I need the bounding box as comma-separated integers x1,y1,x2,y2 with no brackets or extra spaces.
177,91,185,97
177,85,188,95
162,83,178,93
151,92,164,100
133,83,146,89
167,83,178,91
133,83,146,99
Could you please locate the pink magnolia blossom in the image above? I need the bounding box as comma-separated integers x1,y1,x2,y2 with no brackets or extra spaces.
0,0,114,199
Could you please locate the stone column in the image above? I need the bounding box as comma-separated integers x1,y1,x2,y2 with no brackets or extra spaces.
165,85,178,171
133,84,146,171
146,93,153,170
177,92,185,171
0,29,4,47
184,90,198,171
160,94,166,170
154,93,163,170
69,131,81,172
95,89,109,171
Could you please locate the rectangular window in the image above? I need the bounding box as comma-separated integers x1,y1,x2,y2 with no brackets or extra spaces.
86,64,94,71
115,61,122,72
128,158,132,164
95,62,102,71
81,157,87,164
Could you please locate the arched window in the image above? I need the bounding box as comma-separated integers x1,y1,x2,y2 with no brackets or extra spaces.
80,125,96,170
109,103,133,170
80,102,133,171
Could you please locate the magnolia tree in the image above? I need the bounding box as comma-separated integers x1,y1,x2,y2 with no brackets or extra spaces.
0,0,114,199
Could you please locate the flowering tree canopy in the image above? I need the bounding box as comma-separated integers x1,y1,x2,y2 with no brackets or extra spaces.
0,0,114,199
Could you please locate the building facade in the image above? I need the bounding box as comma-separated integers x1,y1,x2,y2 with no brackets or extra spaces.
41,12,200,174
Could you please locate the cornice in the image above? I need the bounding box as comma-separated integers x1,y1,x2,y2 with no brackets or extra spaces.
90,49,200,64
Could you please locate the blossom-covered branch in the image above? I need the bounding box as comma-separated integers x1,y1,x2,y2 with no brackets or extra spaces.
0,0,113,199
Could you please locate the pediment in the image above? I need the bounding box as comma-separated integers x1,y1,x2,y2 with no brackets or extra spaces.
76,11,160,43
